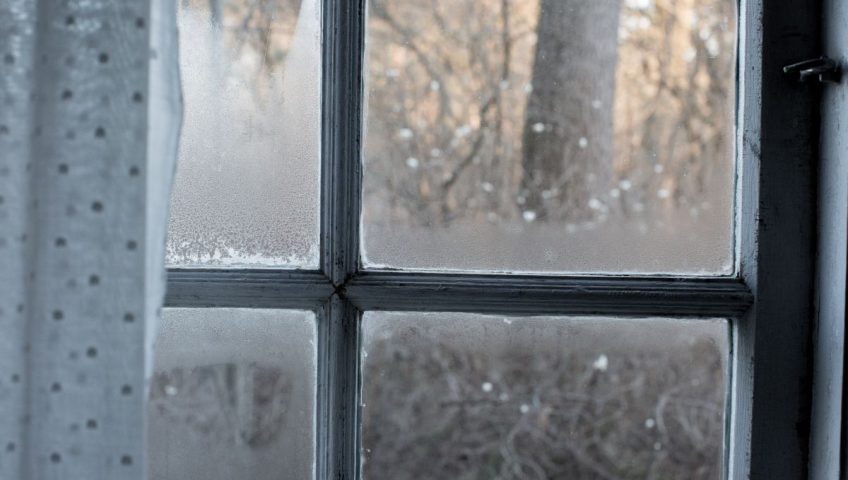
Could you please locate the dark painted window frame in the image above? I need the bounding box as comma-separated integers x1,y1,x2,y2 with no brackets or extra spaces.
164,0,822,478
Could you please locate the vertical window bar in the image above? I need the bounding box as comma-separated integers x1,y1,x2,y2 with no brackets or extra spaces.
728,0,819,478
321,0,366,286
316,296,362,480
320,0,366,478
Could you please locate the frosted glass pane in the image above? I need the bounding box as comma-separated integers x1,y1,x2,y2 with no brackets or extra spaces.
361,313,728,479
148,309,316,480
167,0,320,267
362,0,737,273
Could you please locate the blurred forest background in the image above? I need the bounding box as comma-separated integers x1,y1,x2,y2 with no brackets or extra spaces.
159,0,735,478
364,0,735,227
362,0,736,272
167,0,737,272
361,315,728,480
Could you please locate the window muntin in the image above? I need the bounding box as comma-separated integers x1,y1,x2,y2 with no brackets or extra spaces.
156,0,819,477
166,0,321,267
361,0,737,274
148,308,317,480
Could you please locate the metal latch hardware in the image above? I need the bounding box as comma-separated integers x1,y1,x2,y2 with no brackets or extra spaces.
783,56,841,83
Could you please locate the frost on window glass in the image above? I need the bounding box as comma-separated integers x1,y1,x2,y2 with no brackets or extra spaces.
361,313,728,480
148,308,316,480
167,0,320,267
362,0,737,273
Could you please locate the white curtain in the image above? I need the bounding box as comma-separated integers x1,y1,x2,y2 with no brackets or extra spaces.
0,0,181,478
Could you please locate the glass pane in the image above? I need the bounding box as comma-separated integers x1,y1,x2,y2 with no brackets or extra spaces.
361,313,728,479
148,309,316,480
167,0,321,267
362,0,737,273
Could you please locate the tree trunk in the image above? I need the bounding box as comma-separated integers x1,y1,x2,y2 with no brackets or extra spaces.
209,0,222,27
520,0,621,221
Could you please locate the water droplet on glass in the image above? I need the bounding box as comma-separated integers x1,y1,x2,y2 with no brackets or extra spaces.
593,354,609,371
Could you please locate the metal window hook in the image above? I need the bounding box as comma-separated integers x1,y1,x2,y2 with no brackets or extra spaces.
783,56,842,84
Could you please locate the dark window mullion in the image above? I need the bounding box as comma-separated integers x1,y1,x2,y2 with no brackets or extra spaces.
162,269,753,317
345,271,753,317
321,0,365,287
727,0,819,476
320,0,366,479
316,296,362,480
164,269,332,309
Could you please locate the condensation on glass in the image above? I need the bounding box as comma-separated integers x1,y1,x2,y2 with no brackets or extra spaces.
361,312,729,479
167,0,321,267
362,0,737,274
148,309,316,480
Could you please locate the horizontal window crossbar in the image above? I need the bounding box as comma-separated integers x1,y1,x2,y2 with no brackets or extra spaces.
343,271,753,317
164,268,754,317
165,269,334,309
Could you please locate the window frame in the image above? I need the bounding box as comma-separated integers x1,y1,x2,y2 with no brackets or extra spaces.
164,0,822,478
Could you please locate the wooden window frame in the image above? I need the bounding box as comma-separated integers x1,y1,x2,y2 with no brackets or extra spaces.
164,0,822,478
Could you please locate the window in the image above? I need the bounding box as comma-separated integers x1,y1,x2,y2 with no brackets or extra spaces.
148,309,316,480
360,314,730,478
161,0,819,479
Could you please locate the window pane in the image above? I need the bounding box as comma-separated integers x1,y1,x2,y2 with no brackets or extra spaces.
148,309,316,480
362,0,736,273
167,0,321,267
361,313,728,479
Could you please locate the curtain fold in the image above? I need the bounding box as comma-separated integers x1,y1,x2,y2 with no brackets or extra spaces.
0,0,180,478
